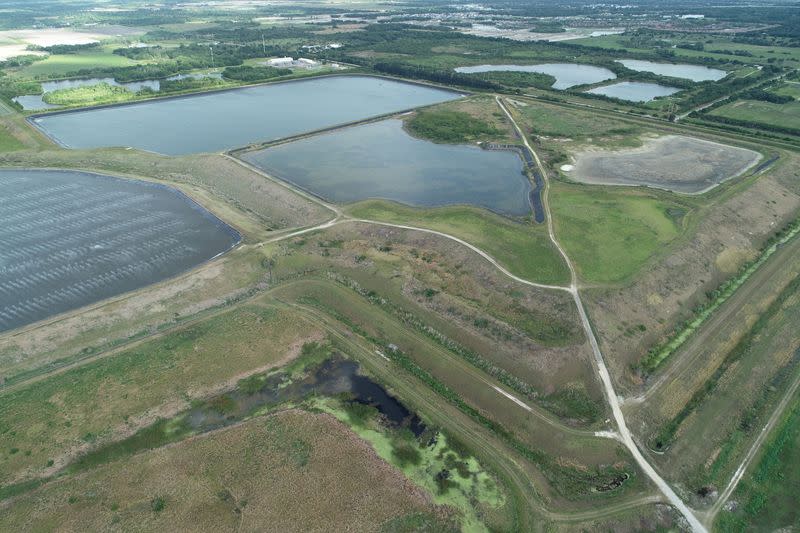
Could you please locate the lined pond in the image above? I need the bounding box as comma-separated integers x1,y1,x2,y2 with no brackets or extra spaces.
0,169,240,332
242,119,532,216
30,76,461,155
586,81,681,102
455,63,616,89
616,60,727,82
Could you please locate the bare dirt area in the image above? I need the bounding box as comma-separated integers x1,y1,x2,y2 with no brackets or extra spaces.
583,152,800,389
568,135,761,194
0,410,448,532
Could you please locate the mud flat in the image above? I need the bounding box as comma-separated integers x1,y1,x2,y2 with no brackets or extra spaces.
566,135,762,193
0,169,240,333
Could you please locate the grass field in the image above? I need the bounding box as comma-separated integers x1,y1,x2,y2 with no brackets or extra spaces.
346,200,570,285
0,122,24,152
549,183,685,283
715,382,800,532
708,99,800,130
0,410,452,532
14,50,137,78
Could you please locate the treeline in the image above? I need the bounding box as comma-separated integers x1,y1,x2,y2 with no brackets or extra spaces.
371,61,501,90
698,114,800,137
35,42,100,55
677,67,781,112
221,65,291,82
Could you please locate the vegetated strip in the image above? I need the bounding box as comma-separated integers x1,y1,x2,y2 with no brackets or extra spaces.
294,294,632,498
641,218,800,374
325,272,599,424
650,271,800,452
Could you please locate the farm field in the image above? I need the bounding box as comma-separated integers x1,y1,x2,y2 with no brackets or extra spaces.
708,99,800,130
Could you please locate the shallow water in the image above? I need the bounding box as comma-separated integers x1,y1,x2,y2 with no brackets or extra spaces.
586,81,681,102
454,63,616,89
31,76,461,155
243,119,531,216
0,169,239,332
616,60,726,81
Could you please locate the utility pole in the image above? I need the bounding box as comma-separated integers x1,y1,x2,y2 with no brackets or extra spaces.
262,33,266,55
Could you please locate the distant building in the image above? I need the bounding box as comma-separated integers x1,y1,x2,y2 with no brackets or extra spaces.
266,57,294,67
296,58,319,67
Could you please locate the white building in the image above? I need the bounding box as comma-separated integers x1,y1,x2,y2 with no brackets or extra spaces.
266,57,294,67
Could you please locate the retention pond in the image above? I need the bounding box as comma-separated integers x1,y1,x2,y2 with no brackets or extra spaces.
0,169,240,332
455,63,616,90
242,119,533,216
29,75,460,155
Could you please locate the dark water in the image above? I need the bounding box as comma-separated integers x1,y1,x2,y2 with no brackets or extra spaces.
30,76,461,155
188,358,425,436
0,169,240,332
243,119,532,216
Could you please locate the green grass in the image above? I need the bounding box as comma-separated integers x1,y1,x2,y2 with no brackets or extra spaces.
405,109,502,144
315,397,502,533
549,183,684,283
15,51,136,78
0,123,24,152
709,99,800,130
42,82,136,106
346,200,570,285
518,101,642,140
715,384,800,532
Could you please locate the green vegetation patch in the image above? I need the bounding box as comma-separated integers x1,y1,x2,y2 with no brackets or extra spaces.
316,397,500,532
0,122,24,152
708,99,800,131
406,109,502,144
347,200,570,285
549,184,684,283
222,65,291,82
42,83,135,106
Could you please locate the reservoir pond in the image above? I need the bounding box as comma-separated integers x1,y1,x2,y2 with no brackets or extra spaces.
454,63,616,89
616,60,727,81
586,81,681,102
30,76,460,155
0,169,239,332
242,119,532,216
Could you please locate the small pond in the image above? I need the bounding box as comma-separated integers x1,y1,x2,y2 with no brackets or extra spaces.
0,169,240,332
30,75,461,155
454,63,616,90
242,119,532,216
13,72,223,111
586,81,681,102
616,60,727,82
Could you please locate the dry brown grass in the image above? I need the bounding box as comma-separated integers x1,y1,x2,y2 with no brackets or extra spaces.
0,410,448,532
0,303,324,486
